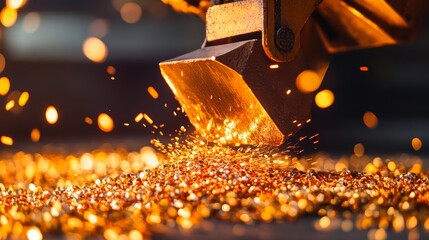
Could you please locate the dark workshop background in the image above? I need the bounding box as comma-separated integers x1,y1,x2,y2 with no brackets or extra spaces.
1,0,429,155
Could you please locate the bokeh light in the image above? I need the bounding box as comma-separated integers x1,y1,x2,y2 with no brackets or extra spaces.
0,136,13,146
97,113,114,132
30,128,41,143
363,111,378,129
0,7,18,28
45,106,59,124
0,76,10,96
82,37,108,63
315,89,335,109
295,70,322,94
411,138,422,151
22,12,41,33
120,2,142,24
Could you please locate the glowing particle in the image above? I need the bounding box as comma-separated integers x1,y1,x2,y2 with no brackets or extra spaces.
97,113,114,132
286,89,292,95
5,100,14,111
30,128,40,143
295,70,322,94
1,136,13,146
0,53,5,73
29,183,36,192
0,76,10,95
0,7,18,28
87,213,98,224
315,89,335,109
143,113,153,124
128,230,143,240
80,154,94,171
269,64,279,69
354,143,365,157
45,106,59,124
411,137,422,151
84,117,93,125
88,18,109,38
123,123,130,126
147,86,159,99
319,216,331,229
360,66,369,72
120,2,142,24
18,91,30,106
135,113,143,123
22,12,41,33
106,65,116,75
26,227,42,240
6,0,27,9
82,37,108,63
363,111,378,129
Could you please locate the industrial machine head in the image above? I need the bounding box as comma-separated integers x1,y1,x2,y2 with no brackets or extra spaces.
160,0,428,146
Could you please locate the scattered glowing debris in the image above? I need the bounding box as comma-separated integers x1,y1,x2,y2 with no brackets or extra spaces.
295,70,322,94
0,7,18,27
106,65,116,75
6,0,27,9
0,53,5,73
88,18,109,38
97,113,114,132
0,76,10,95
82,37,108,63
120,2,142,24
411,137,422,151
45,106,59,124
269,64,279,69
147,86,159,99
0,136,13,146
22,12,41,33
315,89,334,109
354,143,365,157
134,113,143,123
360,66,369,72
84,117,93,125
30,128,41,143
363,111,378,129
26,226,43,240
18,91,30,106
286,89,292,95
143,113,154,125
5,100,14,111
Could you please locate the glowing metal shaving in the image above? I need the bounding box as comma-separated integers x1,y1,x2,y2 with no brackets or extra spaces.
143,113,153,124
147,86,159,99
18,91,30,107
97,113,114,132
5,99,15,111
0,135,13,146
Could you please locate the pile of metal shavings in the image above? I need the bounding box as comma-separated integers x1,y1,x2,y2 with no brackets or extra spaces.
0,137,429,239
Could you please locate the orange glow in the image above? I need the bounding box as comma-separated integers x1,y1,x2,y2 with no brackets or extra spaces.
120,2,142,24
134,113,143,122
84,117,93,125
1,136,13,146
45,106,59,124
6,0,27,9
82,37,108,63
295,70,322,94
411,138,422,151
22,12,41,33
106,65,116,75
1,7,18,28
97,113,114,132
5,100,15,111
0,77,10,96
30,128,41,143
354,143,365,157
363,111,378,129
26,226,43,240
143,113,154,124
0,53,5,73
88,19,109,38
18,91,30,106
315,89,335,109
360,66,369,72
147,86,159,99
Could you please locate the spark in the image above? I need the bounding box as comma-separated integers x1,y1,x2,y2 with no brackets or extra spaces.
45,106,59,124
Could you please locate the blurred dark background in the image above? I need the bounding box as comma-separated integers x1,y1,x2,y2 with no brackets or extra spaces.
0,0,429,155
